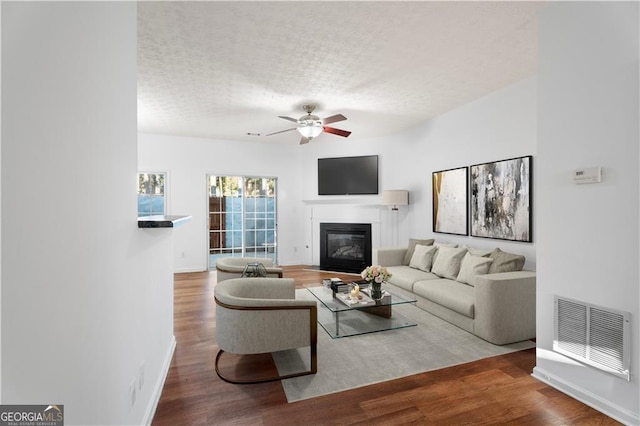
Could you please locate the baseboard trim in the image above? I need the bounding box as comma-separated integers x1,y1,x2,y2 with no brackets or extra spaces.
143,336,176,426
532,366,639,425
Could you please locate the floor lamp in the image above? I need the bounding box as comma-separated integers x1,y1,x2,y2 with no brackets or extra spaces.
382,190,409,247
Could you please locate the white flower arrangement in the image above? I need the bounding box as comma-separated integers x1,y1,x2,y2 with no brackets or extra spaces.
360,265,392,284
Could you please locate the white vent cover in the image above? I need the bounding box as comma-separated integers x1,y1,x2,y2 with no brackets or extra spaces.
554,296,630,381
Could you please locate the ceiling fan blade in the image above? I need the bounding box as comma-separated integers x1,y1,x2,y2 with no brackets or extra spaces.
322,114,347,125
265,127,296,136
299,136,311,145
278,116,298,123
323,126,351,138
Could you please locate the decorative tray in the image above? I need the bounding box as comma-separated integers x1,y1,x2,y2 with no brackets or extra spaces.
335,292,376,306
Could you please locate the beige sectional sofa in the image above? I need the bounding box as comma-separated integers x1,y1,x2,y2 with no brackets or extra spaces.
374,239,535,345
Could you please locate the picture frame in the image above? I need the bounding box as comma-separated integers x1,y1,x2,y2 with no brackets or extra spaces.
432,166,469,236
470,155,532,242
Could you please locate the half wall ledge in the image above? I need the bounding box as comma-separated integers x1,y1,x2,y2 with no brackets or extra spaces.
138,215,192,228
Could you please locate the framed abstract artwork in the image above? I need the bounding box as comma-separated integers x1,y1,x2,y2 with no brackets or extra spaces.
470,155,532,242
432,166,468,236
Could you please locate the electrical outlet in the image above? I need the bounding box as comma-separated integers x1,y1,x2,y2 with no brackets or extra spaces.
181,251,185,258
138,362,145,390
129,379,136,408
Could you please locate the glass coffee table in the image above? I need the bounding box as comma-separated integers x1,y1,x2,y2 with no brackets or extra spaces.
305,284,417,338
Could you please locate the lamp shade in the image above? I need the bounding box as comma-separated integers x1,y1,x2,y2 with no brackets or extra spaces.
382,190,409,210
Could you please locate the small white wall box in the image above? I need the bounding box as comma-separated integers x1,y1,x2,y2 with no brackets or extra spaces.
573,167,602,184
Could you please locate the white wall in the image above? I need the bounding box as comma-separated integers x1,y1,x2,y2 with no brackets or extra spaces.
137,133,303,272
297,77,538,268
534,2,639,424
140,78,537,272
2,3,175,425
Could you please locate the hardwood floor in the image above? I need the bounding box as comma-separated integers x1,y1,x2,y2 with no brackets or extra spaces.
152,266,620,425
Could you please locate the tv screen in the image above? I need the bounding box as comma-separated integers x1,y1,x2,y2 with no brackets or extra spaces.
318,155,379,195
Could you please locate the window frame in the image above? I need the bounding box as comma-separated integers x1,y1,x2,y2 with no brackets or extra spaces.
137,171,168,217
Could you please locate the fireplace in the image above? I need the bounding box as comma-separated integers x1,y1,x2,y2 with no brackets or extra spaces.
320,223,372,273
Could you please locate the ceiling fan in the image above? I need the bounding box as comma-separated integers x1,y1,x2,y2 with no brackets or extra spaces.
265,104,351,144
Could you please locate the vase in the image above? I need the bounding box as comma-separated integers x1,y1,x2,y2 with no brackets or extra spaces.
371,281,383,300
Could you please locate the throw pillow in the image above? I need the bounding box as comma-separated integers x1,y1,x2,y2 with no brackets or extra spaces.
463,245,493,257
432,242,459,263
456,253,494,286
409,244,438,272
402,238,435,265
431,246,468,280
435,242,458,248
488,248,526,273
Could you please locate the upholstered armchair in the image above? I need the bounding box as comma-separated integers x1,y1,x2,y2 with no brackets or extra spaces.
215,257,283,282
214,277,317,384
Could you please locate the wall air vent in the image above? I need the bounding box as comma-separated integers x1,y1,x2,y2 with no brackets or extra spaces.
554,296,630,381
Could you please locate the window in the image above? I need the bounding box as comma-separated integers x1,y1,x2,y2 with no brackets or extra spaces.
138,172,166,217
208,175,277,268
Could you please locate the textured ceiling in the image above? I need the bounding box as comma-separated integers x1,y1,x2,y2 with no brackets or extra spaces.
137,1,544,145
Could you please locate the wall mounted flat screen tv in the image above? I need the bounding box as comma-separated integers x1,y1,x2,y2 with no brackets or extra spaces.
318,155,379,195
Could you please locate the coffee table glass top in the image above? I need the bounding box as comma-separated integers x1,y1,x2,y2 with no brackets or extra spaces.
305,284,416,312
305,284,417,338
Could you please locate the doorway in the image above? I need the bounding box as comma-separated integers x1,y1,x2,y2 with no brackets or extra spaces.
207,175,277,269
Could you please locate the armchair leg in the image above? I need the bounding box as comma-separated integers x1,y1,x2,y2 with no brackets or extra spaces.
215,348,317,385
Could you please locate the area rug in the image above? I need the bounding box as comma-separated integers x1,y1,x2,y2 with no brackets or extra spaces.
272,289,536,403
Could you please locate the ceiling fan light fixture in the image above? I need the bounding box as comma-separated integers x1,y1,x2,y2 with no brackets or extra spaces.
266,104,349,143
297,115,323,138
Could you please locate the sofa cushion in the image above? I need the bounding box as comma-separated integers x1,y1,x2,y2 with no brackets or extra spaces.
413,279,475,318
431,246,468,280
456,253,494,287
488,248,525,273
386,266,438,292
409,244,437,272
402,238,435,265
